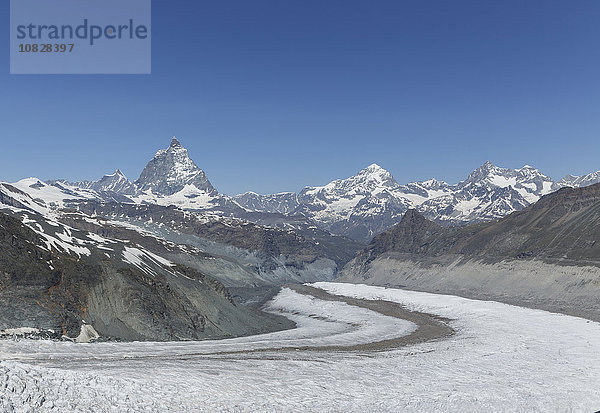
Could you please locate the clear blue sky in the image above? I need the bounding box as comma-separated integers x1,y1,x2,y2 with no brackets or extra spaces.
1,0,600,195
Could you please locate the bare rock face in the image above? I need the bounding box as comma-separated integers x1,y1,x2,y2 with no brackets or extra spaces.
135,137,217,196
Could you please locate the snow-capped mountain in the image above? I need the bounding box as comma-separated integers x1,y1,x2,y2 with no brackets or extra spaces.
5,178,105,212
135,137,216,196
292,164,412,241
129,137,242,211
233,163,453,240
43,137,220,207
75,169,138,195
557,170,600,188
419,161,558,224
460,162,556,203
4,138,234,213
4,136,600,243
234,161,597,242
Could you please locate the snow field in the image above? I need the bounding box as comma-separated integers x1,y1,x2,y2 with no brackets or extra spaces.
1,283,599,412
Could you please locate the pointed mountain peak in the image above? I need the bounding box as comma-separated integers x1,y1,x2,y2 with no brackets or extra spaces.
461,160,510,187
170,136,182,148
87,168,137,195
481,160,497,170
363,163,385,172
302,162,399,197
467,160,500,178
107,168,126,178
358,163,393,178
135,137,217,196
354,163,397,187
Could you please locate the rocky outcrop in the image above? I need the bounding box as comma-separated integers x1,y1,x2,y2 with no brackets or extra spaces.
340,184,600,320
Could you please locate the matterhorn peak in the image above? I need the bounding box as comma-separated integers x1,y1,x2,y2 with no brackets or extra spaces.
170,136,183,148
135,137,217,196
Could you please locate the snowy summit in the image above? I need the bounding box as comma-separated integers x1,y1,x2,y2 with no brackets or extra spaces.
135,137,217,196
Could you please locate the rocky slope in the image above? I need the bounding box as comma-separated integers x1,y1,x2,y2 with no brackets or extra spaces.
68,201,360,287
340,184,600,320
0,208,291,342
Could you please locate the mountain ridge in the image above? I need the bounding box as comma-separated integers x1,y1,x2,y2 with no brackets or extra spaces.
12,137,600,242
236,159,600,241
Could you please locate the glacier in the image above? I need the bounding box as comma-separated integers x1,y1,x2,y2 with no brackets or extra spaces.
1,283,600,412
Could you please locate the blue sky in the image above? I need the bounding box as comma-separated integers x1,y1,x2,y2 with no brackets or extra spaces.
1,0,600,195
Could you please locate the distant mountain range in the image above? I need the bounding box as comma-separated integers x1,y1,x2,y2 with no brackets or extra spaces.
235,160,600,242
9,137,600,243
